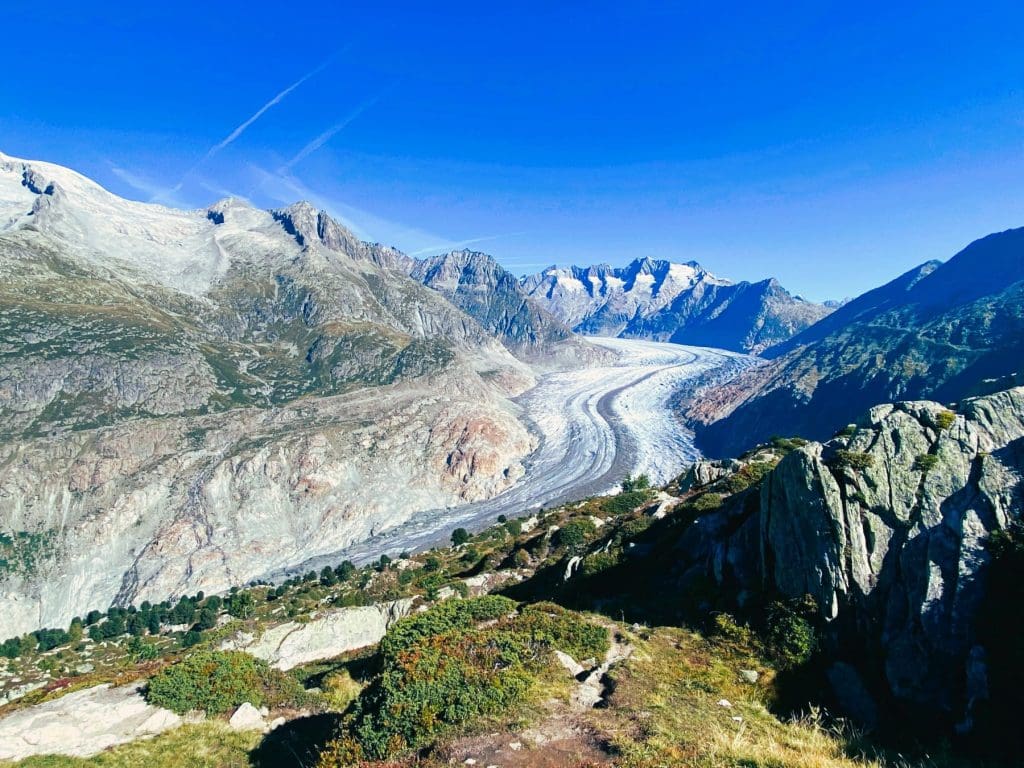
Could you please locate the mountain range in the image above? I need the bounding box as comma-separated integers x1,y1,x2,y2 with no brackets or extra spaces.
686,227,1024,457
0,152,560,634
522,257,833,354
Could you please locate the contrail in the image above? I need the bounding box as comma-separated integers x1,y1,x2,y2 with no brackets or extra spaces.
279,85,394,173
167,53,342,196
204,64,326,160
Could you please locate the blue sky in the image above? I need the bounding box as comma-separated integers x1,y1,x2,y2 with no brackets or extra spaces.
1,2,1022,300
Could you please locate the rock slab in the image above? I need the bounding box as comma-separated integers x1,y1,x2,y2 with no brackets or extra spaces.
0,682,181,760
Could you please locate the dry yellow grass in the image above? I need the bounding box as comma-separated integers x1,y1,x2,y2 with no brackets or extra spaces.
588,626,885,768
0,723,258,768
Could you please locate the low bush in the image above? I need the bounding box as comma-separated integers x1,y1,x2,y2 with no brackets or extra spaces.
318,599,608,764
581,549,621,577
601,490,651,516
515,601,609,660
763,596,818,670
720,461,775,494
690,493,722,512
770,436,809,453
829,450,874,471
913,453,940,473
378,595,516,661
934,410,956,431
553,518,597,552
145,650,305,715
321,669,363,712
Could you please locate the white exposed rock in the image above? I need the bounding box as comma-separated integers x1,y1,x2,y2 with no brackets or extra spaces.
462,571,518,595
563,556,583,582
738,669,759,684
228,702,266,731
222,598,414,670
520,516,539,533
554,650,585,677
0,683,180,760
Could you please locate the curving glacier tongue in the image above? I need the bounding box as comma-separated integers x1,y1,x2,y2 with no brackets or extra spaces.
275,339,753,573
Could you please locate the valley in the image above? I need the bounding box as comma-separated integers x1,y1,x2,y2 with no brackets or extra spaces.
274,337,753,572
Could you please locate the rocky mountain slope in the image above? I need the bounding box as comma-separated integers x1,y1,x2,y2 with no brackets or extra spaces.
686,227,1024,457
408,249,587,363
0,152,551,635
522,257,832,354
673,386,1024,734
3,386,1018,765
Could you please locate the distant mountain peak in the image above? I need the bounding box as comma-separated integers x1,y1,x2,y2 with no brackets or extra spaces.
521,256,823,354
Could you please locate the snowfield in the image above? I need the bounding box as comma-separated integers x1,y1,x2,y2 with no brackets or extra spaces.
285,338,753,570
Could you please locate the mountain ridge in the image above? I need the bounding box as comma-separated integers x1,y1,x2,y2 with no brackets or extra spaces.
687,226,1024,456
522,256,832,354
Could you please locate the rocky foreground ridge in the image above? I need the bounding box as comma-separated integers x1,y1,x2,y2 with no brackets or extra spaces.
676,385,1024,729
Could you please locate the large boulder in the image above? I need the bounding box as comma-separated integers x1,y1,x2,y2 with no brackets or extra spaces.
222,598,414,670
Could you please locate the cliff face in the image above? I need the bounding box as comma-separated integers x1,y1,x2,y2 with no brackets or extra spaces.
408,249,594,364
678,387,1024,729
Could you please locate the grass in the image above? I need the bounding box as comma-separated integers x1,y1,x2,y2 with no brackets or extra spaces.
592,627,880,768
0,723,258,768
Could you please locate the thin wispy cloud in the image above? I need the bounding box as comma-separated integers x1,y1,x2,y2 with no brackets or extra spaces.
203,63,327,160
109,165,190,208
249,162,488,256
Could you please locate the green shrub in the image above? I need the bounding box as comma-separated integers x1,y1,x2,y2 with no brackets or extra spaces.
720,461,775,495
601,490,651,516
378,595,516,661
321,669,363,712
504,519,523,537
764,597,818,670
690,493,722,512
145,650,304,715
33,627,70,651
616,515,653,542
128,636,161,661
451,527,471,546
934,410,956,431
580,550,620,577
770,436,809,453
913,453,940,473
711,613,753,645
621,474,651,492
322,600,607,762
829,450,874,471
227,591,255,619
553,518,597,552
515,602,609,660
